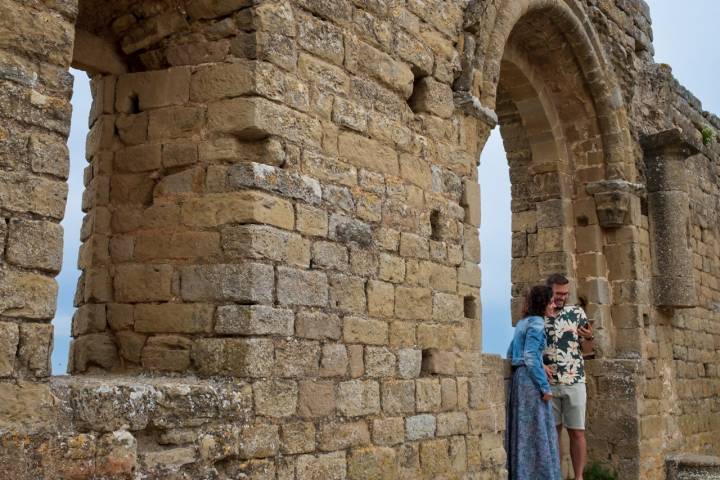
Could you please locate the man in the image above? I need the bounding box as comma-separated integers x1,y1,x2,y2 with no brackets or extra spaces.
543,273,593,480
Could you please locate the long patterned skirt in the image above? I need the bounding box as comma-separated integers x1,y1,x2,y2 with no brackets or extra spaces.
506,366,562,480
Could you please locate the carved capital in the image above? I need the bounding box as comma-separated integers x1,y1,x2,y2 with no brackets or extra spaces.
586,180,644,228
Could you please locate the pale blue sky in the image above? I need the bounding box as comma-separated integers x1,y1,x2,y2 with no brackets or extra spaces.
52,2,720,372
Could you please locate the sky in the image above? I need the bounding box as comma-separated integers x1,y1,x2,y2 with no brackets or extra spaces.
52,2,720,373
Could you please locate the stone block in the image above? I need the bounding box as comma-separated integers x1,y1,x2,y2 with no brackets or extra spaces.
192,337,274,377
367,280,395,318
222,224,310,268
378,253,405,283
333,97,368,133
422,349,456,375
239,423,279,459
381,380,415,415
0,172,67,220
296,204,329,237
28,131,70,179
441,379,458,411
135,303,214,334
114,144,161,173
115,68,191,113
345,38,414,97
387,320,415,348
319,421,371,451
253,379,298,418
343,316,388,345
0,322,19,376
399,232,430,259
70,333,119,373
406,414,436,440
436,412,468,436
298,380,335,418
338,131,399,176
141,335,192,372
274,339,320,378
320,343,348,377
298,12,344,65
312,241,349,270
5,218,62,273
207,96,322,146
116,331,146,364
365,346,396,377
398,349,422,379
337,379,380,417
148,106,204,140
409,77,454,118
180,262,274,303
72,303,108,336
347,447,397,480
432,292,464,322
114,264,173,302
329,273,366,313
372,417,405,446
281,421,316,455
228,162,322,205
419,438,452,475
296,310,341,340
296,451,347,480
348,344,364,378
416,378,442,412
215,305,294,336
277,266,328,307
395,286,432,320
185,0,252,19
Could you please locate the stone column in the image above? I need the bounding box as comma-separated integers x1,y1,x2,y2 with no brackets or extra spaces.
641,128,698,308
0,1,77,379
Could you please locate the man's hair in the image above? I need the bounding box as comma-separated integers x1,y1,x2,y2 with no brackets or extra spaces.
523,285,553,317
546,273,569,287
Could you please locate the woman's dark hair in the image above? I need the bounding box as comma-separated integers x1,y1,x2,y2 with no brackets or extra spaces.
523,285,553,317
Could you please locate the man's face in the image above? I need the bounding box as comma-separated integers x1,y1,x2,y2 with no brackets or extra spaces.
551,283,570,311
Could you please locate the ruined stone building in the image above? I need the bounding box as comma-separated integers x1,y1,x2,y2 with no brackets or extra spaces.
1,0,719,478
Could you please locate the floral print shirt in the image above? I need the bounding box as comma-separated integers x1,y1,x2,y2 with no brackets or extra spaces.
543,305,588,385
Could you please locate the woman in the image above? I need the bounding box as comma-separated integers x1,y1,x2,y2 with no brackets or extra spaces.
506,285,561,480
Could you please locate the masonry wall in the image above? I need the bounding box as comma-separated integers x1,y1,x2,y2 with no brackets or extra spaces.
1,0,720,479
2,0,508,478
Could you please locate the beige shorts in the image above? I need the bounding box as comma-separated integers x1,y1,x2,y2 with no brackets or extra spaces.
551,383,586,430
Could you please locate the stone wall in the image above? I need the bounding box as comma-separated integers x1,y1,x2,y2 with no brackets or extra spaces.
0,0,719,479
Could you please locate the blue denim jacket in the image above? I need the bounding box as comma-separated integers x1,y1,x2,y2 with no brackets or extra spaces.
507,315,551,395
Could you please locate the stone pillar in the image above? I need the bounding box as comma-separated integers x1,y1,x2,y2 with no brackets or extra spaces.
0,1,77,379
641,128,698,309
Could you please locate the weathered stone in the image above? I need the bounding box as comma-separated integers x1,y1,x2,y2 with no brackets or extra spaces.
180,263,274,303
135,303,214,334
337,379,380,417
277,266,328,307
319,421,370,451
215,305,294,336
347,446,397,480
298,380,335,418
406,414,436,440
295,310,342,340
281,421,316,455
343,316,388,345
193,338,274,377
254,379,298,418
0,322,19,376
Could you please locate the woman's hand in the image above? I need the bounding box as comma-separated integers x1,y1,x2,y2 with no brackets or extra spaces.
542,392,553,402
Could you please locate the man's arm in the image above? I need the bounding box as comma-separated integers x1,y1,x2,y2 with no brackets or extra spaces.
576,306,593,339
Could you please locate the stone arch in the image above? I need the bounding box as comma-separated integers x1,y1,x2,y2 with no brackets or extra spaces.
472,0,634,182
466,2,646,475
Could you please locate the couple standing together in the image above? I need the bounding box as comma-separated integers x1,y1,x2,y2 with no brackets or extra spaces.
506,274,594,480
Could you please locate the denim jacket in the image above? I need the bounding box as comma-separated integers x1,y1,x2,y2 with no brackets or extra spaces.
507,315,551,395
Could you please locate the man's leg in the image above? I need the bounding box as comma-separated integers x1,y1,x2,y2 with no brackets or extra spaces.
564,383,587,479
567,428,586,480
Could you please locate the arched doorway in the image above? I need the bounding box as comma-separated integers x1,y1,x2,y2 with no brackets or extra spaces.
465,1,645,477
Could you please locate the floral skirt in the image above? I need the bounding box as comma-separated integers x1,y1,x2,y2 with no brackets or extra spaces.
506,365,562,480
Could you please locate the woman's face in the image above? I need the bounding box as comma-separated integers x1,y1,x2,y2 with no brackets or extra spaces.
544,298,556,317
